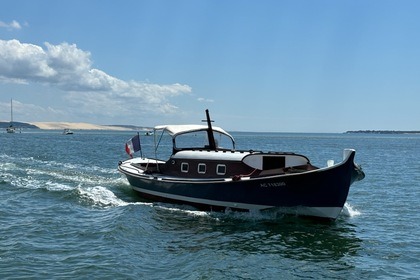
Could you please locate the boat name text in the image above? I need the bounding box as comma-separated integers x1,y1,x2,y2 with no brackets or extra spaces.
260,182,286,188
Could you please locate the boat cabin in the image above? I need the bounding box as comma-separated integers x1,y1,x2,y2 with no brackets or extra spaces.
134,124,317,179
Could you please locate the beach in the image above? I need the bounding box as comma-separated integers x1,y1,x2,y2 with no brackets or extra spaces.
30,122,133,131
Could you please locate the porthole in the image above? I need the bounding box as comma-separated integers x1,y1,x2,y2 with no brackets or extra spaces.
198,163,206,174
181,162,189,173
216,164,226,175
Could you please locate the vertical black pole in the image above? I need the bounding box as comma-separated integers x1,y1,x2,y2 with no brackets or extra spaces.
137,132,143,158
205,109,217,150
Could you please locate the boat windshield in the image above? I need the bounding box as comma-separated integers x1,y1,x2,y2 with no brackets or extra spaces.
175,130,235,150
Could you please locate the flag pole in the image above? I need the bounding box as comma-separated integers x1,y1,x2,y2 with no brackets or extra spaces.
137,132,143,158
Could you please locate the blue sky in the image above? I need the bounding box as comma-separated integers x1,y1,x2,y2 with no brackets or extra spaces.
1,0,420,132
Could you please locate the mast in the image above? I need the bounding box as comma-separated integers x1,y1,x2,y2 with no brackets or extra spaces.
10,99,13,125
6,99,16,133
204,109,217,150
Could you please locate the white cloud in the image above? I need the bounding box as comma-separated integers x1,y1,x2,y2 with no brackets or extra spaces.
0,20,22,30
198,97,214,103
0,40,55,80
0,39,192,120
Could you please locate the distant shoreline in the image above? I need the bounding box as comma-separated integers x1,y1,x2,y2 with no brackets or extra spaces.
1,121,418,134
345,130,420,134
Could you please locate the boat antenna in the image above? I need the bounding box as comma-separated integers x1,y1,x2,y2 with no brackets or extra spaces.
203,109,217,150
10,99,13,125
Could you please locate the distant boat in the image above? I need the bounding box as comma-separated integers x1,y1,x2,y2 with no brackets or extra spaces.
6,99,16,133
144,130,154,136
118,109,365,220
63,128,74,135
6,124,15,133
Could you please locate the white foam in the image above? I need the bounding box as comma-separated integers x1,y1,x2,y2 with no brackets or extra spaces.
342,202,361,217
0,162,17,171
44,181,74,191
76,186,150,208
24,166,123,188
156,204,213,218
77,186,129,207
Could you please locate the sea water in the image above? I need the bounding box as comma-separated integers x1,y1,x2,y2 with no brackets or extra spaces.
1,130,419,279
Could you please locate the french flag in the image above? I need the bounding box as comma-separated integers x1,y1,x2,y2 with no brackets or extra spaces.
125,133,141,158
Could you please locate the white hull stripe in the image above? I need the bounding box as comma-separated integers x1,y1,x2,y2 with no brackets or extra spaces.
132,186,343,219
132,186,270,210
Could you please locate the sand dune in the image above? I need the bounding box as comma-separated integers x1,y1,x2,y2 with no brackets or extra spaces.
31,122,131,131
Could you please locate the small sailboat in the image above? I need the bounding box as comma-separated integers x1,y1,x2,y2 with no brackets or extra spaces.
6,99,16,133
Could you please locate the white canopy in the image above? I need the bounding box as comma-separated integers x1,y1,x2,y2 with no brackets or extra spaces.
154,124,234,139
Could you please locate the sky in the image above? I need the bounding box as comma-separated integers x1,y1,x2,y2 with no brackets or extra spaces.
1,0,420,132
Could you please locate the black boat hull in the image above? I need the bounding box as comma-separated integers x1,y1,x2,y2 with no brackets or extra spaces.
119,150,363,219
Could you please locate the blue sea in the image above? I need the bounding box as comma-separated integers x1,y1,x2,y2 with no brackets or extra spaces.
1,130,419,279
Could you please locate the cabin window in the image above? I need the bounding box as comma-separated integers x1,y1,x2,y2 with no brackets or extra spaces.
176,131,209,150
174,130,235,150
216,164,226,175
263,156,285,170
198,163,206,174
181,162,189,173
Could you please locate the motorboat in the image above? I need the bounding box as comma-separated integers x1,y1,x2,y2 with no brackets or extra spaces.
63,129,74,135
6,125,16,133
118,110,365,220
